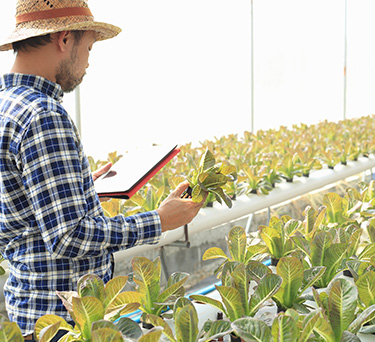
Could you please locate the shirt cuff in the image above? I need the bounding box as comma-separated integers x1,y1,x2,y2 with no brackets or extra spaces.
133,210,162,245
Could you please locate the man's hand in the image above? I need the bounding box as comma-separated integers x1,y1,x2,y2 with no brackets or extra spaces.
156,181,205,232
92,162,112,202
92,162,112,181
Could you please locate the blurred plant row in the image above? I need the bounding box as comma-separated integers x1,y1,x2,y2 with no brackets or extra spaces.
90,115,375,217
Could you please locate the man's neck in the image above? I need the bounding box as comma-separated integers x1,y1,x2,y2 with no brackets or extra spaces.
10,49,57,83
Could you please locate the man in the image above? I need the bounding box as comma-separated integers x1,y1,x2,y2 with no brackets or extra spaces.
0,0,204,339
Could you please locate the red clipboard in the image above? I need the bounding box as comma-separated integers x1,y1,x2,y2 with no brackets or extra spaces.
95,144,180,199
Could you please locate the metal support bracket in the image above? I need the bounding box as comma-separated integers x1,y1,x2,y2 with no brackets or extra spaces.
165,224,190,248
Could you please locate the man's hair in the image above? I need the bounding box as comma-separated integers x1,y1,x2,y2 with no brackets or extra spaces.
13,31,85,53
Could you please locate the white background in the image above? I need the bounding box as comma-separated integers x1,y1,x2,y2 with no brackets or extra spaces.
0,1,374,160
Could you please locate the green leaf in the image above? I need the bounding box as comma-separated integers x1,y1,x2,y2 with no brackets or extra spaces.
221,261,241,286
191,184,206,203
274,257,304,309
271,314,298,342
323,192,345,224
132,257,161,314
174,300,199,342
77,274,105,302
92,320,119,332
232,263,251,316
202,247,229,261
189,293,225,315
228,226,247,263
339,331,361,342
115,317,143,340
199,149,216,172
300,266,326,294
328,278,358,342
34,314,73,341
358,243,375,260
246,260,272,284
199,320,233,342
139,326,164,342
312,311,335,342
249,273,282,316
103,276,128,312
298,310,323,342
91,327,125,342
73,296,104,340
321,243,349,288
367,218,375,243
147,314,176,342
0,322,25,342
158,272,189,304
259,226,283,259
231,317,273,342
311,231,333,267
356,271,375,307
216,286,245,322
105,291,141,317
348,304,375,335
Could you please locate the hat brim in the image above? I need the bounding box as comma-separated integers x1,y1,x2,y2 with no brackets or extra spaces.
0,21,121,51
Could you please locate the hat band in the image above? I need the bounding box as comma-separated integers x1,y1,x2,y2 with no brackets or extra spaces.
16,7,93,24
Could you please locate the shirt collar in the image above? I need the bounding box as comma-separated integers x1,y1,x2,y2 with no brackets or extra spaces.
0,73,64,102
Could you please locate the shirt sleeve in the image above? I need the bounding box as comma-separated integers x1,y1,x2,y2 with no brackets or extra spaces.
19,109,162,259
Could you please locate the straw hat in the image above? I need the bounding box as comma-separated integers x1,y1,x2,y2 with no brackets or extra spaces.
0,0,122,51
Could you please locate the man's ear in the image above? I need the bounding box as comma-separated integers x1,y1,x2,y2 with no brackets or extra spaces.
55,31,73,52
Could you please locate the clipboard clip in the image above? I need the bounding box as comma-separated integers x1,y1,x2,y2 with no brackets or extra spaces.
166,224,190,248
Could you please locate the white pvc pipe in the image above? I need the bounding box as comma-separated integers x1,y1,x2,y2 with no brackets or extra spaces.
115,155,375,260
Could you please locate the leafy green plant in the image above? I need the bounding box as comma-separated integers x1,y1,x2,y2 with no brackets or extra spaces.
292,230,349,288
261,153,283,188
124,184,166,213
147,297,233,342
190,262,282,324
298,205,327,241
231,308,325,342
202,226,267,277
322,192,359,228
0,254,5,275
258,216,299,264
241,164,271,195
295,146,322,177
312,277,375,342
276,152,303,182
0,314,23,342
130,256,189,324
272,256,326,313
34,274,141,341
318,147,340,169
185,148,237,208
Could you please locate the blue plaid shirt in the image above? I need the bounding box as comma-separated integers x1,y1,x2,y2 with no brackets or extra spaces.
0,73,162,335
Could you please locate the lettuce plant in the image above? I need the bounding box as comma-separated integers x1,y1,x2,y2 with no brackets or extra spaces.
231,309,325,342
130,256,189,324
312,277,375,341
292,230,348,288
185,148,237,208
202,226,267,277
0,254,5,275
34,274,142,341
0,315,23,342
276,152,303,182
272,256,326,313
146,297,232,342
190,262,282,324
258,216,299,264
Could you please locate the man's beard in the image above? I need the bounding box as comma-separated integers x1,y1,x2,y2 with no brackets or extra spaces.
55,45,85,93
